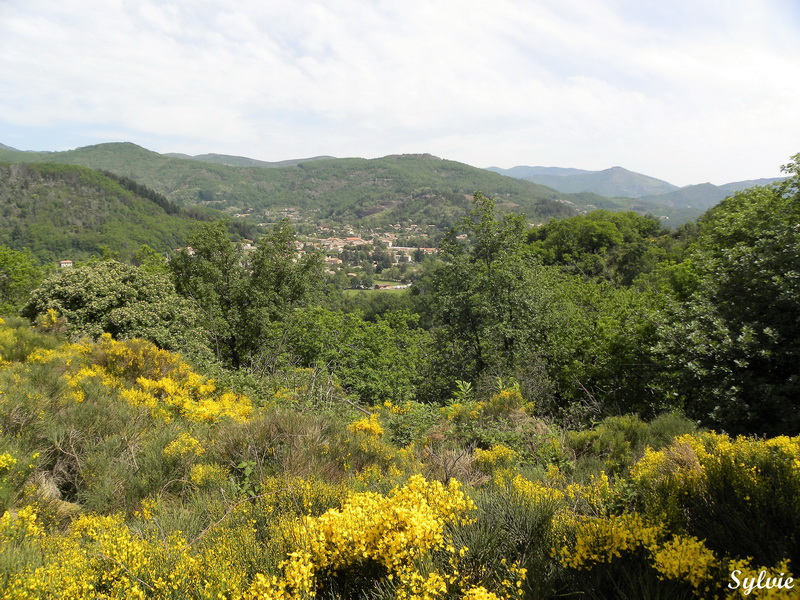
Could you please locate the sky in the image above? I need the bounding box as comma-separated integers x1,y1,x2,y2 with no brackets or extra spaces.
1,0,799,187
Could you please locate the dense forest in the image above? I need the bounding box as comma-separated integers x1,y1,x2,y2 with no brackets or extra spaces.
0,163,243,263
0,155,799,598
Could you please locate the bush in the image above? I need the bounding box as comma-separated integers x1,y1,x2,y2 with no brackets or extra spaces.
567,412,696,476
630,432,800,566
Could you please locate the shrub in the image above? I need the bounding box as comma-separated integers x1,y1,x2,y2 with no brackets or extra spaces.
630,432,800,566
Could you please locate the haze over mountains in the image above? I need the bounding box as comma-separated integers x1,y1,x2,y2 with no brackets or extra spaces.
487,165,783,210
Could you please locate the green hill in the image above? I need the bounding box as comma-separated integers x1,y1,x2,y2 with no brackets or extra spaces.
488,165,679,197
0,162,217,263
165,152,336,169
0,143,599,226
638,178,785,210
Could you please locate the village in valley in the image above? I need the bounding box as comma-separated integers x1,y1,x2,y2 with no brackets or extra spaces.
250,208,450,290
303,226,440,289
169,208,454,291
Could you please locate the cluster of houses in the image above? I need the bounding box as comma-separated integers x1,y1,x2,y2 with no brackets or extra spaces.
56,224,438,288
302,236,437,265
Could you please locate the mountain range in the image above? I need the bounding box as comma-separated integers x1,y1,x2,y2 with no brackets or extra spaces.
0,143,591,228
163,152,336,169
0,142,783,233
487,165,782,210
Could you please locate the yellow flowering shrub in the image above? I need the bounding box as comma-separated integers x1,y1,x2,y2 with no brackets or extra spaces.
0,505,43,542
651,534,717,589
442,386,531,428
630,431,800,567
336,412,408,477
260,475,349,518
461,586,503,600
162,432,205,459
558,512,664,570
0,452,17,471
246,474,476,599
631,432,800,503
558,515,726,598
34,308,62,331
510,469,610,527
348,413,384,436
557,431,800,598
0,506,261,599
23,332,252,424
189,463,229,488
482,387,529,419
474,444,518,478
630,433,710,492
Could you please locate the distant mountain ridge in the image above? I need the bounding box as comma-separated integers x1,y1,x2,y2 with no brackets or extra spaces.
0,141,782,226
639,178,785,210
488,165,679,197
0,142,588,227
164,152,335,168
488,164,783,210
487,166,592,179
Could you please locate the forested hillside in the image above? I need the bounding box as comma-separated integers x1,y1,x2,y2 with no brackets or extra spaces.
0,163,226,262
0,154,798,599
0,143,618,227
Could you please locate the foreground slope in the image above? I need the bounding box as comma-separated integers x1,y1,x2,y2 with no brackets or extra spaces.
0,317,798,599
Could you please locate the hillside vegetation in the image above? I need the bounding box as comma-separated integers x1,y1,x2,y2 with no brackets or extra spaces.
0,143,612,226
0,163,224,262
0,153,798,599
0,317,797,599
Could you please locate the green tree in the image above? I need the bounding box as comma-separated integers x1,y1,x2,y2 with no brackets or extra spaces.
652,155,800,434
416,193,662,419
274,307,430,404
0,246,42,315
416,192,529,379
22,260,206,355
132,244,169,274
170,220,323,368
527,210,670,284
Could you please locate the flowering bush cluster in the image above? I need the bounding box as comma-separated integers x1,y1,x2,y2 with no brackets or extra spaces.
1,319,799,599
243,474,517,600
0,477,522,600
26,333,252,423
557,432,800,598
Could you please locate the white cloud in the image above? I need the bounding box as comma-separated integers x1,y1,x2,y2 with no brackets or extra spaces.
1,0,799,185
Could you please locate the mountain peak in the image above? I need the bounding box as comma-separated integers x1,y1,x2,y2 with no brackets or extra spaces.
491,165,678,198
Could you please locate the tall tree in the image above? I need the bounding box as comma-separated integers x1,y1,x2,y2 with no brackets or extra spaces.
0,246,42,315
170,220,323,368
23,260,206,355
416,194,662,419
652,155,800,434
